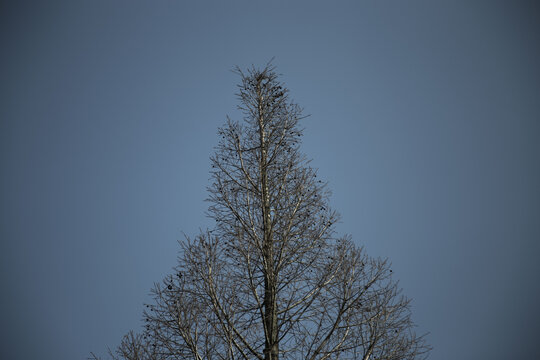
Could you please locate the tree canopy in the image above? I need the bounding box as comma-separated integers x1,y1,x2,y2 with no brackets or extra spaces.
93,63,430,360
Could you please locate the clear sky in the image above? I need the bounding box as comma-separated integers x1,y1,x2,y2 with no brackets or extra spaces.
1,1,539,359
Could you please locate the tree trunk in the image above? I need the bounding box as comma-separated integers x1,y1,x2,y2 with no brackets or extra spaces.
257,78,279,360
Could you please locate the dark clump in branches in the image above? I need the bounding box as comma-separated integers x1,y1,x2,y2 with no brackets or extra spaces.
92,63,431,360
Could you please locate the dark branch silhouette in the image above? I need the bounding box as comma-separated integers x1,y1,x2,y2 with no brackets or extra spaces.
93,63,431,360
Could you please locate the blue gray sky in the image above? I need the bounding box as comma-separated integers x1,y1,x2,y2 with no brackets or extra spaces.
1,1,539,359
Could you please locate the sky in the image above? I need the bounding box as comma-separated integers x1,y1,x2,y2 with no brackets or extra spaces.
1,1,539,359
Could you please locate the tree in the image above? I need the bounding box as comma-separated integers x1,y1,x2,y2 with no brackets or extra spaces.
94,63,430,360
90,331,161,360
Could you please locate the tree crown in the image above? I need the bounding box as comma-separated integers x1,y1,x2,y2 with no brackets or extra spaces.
93,63,430,360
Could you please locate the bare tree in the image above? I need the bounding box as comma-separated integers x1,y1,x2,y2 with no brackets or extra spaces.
89,331,162,360
98,63,430,360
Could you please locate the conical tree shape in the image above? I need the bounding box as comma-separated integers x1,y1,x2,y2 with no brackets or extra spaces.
109,64,431,360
